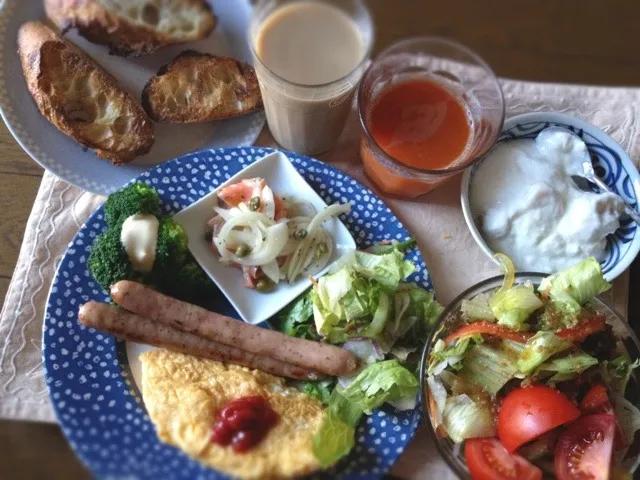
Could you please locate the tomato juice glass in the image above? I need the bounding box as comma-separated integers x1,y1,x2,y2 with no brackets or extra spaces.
358,37,505,199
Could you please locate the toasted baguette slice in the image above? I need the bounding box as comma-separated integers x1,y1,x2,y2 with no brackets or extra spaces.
141,51,263,123
18,21,154,164
44,0,216,57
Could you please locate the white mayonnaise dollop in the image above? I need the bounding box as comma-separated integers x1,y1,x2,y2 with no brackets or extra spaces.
470,130,624,272
120,214,159,273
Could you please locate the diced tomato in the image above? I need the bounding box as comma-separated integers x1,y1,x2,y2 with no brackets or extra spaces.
556,315,606,342
218,178,265,207
444,321,532,345
580,384,609,412
497,385,581,453
555,414,616,480
242,266,262,288
465,438,542,480
274,195,287,221
579,384,627,450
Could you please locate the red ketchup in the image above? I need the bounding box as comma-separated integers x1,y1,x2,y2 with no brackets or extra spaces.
211,395,279,453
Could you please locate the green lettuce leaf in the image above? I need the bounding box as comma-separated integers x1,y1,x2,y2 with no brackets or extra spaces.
517,331,572,375
458,342,520,394
600,356,640,397
353,249,415,288
338,359,419,414
300,380,334,404
442,394,497,443
311,267,358,335
312,390,363,467
461,293,495,322
382,285,442,350
489,283,543,331
538,257,611,327
366,238,417,255
275,292,316,339
536,351,598,383
427,338,475,375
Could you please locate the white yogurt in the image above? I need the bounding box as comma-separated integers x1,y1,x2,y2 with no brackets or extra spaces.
470,129,624,272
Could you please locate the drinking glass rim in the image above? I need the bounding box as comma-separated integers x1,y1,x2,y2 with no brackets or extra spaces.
248,0,375,89
357,36,506,177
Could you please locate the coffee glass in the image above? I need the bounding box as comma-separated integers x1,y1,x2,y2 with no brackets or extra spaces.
249,0,374,156
358,37,505,199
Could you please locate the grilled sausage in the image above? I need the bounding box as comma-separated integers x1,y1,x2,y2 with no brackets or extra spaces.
110,280,359,376
78,301,321,381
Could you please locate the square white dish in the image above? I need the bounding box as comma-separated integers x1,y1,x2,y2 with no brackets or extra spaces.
174,151,356,324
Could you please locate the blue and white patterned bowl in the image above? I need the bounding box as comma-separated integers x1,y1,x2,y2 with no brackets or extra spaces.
461,112,640,281
43,147,431,479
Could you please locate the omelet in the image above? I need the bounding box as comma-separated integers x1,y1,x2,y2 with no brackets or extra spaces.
140,349,326,479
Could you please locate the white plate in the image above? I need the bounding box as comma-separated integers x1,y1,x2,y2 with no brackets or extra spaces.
174,151,357,324
0,0,265,194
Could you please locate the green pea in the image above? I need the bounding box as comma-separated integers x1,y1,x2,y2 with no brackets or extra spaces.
293,228,307,240
235,244,250,258
315,242,328,259
255,278,272,292
249,196,261,211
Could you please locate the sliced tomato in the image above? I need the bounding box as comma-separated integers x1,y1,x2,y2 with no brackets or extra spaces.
580,384,609,412
555,414,616,480
579,384,627,450
556,315,606,342
444,321,532,345
498,385,581,452
465,437,542,480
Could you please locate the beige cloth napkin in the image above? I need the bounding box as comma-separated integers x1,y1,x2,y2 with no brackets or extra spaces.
1,78,639,478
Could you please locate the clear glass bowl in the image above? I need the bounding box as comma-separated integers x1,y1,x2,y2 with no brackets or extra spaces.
419,272,640,479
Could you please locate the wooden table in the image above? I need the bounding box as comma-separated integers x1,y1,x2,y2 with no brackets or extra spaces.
1,1,640,478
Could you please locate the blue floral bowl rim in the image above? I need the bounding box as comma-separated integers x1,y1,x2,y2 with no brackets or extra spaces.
460,111,640,282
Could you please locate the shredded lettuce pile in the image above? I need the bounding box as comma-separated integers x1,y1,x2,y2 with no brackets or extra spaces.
273,239,442,467
312,360,419,467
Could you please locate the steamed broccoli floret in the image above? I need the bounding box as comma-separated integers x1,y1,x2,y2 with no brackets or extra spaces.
89,184,217,306
88,228,137,290
167,260,216,304
154,216,189,267
152,216,216,304
104,182,160,228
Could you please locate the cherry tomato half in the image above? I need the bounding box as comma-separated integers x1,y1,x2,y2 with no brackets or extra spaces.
579,384,627,450
444,321,532,345
555,414,616,480
465,437,542,480
497,385,581,452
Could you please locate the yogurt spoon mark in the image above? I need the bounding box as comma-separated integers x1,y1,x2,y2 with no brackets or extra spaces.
539,126,640,225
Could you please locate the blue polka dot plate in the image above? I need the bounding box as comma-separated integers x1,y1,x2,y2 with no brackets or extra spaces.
43,147,432,479
460,111,640,281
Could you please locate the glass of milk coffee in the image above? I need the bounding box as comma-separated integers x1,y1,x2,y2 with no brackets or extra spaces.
250,0,374,156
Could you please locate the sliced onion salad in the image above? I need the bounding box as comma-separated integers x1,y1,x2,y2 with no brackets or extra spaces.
208,186,351,288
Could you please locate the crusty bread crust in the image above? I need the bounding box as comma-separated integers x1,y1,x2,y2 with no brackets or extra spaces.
44,0,217,57
18,21,154,164
141,51,263,123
